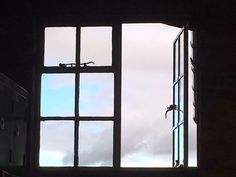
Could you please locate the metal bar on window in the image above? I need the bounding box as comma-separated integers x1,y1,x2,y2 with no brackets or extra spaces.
74,26,81,167
177,37,181,166
41,66,113,73
79,117,114,121
183,27,189,167
113,24,122,168
40,116,114,121
172,39,176,167
41,116,76,121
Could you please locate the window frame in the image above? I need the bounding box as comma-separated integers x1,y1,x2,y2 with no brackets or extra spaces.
34,22,198,173
172,27,189,167
36,24,122,168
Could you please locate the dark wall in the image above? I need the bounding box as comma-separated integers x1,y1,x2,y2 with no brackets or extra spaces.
198,26,236,176
0,16,34,91
0,0,236,177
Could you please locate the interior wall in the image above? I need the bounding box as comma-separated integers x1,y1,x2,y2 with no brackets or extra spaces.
0,1,236,177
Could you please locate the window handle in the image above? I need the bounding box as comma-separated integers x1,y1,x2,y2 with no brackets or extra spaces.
80,61,95,67
165,104,176,119
59,63,76,67
59,61,95,67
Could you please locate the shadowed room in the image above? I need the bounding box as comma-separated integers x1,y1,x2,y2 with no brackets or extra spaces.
0,1,236,177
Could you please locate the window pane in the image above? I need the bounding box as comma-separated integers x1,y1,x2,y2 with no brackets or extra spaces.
41,74,75,117
81,27,112,66
78,121,113,166
179,124,184,165
174,84,179,126
179,33,184,75
173,128,179,165
40,121,74,166
174,41,179,81
79,73,114,116
188,30,197,166
179,78,184,122
44,27,76,66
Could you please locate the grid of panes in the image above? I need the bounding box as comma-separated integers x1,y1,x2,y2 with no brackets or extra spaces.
39,26,121,167
172,28,188,167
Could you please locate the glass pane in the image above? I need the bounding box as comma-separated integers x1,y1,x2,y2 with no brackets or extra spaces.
174,84,179,126
44,27,76,66
188,30,197,166
79,73,114,116
179,33,184,75
79,121,113,166
188,30,193,61
174,128,179,165
41,74,75,117
179,124,184,165
179,78,184,122
81,27,112,66
174,40,179,81
40,121,74,166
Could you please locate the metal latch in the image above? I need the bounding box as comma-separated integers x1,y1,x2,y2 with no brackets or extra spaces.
59,61,95,67
165,104,177,119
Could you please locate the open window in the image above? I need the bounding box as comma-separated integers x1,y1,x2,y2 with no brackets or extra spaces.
38,24,197,168
169,26,197,167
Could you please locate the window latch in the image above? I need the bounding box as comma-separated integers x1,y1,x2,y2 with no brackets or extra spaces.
165,104,177,119
59,63,76,67
80,61,95,67
59,61,95,67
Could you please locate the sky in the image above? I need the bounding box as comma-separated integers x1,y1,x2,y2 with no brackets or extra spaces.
39,24,197,167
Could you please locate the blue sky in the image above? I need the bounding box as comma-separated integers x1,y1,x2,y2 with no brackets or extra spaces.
40,24,197,167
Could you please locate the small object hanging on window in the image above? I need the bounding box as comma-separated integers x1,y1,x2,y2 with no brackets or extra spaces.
80,61,95,67
59,61,95,67
59,63,76,67
165,104,177,119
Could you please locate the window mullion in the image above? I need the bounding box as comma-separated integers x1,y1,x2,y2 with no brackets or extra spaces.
74,26,81,167
177,37,181,166
183,28,189,167
112,24,122,168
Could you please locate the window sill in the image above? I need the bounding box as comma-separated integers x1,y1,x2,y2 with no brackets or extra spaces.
36,167,198,177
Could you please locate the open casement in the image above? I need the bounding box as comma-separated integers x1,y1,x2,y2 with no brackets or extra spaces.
172,26,189,167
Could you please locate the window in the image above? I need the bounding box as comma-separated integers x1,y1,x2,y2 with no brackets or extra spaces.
172,27,197,167
39,26,121,167
38,24,197,168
